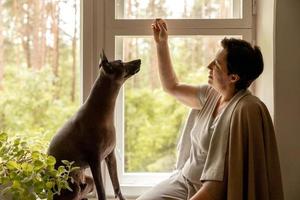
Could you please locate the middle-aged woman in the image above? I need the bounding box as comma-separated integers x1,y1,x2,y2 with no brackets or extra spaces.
137,19,284,200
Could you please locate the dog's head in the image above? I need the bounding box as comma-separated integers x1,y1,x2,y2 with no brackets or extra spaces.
99,50,141,82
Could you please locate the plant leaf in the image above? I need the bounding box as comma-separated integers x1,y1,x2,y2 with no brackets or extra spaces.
0,133,8,142
6,160,20,170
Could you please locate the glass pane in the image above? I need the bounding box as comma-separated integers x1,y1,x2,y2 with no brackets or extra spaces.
116,0,242,19
116,35,241,173
0,0,80,146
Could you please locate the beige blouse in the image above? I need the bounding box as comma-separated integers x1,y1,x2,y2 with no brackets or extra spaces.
181,85,223,184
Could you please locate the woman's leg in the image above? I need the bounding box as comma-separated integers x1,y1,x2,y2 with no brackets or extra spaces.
137,171,189,200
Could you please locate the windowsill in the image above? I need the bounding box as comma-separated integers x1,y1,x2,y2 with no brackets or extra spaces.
105,172,173,198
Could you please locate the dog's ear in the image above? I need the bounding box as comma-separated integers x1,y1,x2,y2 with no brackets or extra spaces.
99,49,108,67
99,49,113,73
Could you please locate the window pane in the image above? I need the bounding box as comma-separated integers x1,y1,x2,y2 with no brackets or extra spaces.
0,0,80,144
116,0,242,19
116,35,241,173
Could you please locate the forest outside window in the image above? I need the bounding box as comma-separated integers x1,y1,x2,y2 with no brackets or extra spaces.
0,1,80,142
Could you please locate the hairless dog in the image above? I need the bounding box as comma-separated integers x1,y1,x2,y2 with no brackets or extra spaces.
48,50,141,200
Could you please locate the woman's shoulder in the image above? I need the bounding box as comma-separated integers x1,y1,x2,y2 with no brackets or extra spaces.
198,84,218,98
230,92,273,130
234,92,268,115
197,84,213,104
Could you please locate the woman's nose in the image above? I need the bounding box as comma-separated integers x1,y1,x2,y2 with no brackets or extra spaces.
207,61,214,69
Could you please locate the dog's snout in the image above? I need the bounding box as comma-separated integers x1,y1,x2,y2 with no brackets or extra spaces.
133,65,140,74
131,59,141,66
136,59,141,65
124,59,141,78
133,60,141,74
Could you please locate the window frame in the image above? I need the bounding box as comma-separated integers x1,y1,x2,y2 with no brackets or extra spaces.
81,0,255,198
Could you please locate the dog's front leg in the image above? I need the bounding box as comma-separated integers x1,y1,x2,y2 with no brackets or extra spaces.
105,150,125,200
89,158,106,200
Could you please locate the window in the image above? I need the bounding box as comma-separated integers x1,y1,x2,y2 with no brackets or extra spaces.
0,0,255,198
83,0,254,198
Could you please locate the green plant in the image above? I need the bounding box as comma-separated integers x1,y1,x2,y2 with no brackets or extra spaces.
0,132,79,200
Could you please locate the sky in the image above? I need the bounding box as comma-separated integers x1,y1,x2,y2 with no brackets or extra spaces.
59,0,80,41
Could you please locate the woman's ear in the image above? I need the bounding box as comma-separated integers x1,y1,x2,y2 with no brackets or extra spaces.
230,74,240,83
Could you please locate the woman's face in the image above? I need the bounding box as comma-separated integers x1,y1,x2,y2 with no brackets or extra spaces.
207,48,233,92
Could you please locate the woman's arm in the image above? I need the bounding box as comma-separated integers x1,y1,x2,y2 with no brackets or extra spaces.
190,181,225,200
152,19,203,109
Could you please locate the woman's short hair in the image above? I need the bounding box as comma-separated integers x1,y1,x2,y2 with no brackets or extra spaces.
221,38,264,91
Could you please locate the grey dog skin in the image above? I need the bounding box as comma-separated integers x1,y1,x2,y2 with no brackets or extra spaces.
48,51,141,200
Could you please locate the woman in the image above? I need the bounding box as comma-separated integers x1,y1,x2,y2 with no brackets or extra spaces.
137,19,284,200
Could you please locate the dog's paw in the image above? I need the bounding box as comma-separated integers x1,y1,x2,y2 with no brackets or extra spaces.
118,196,126,200
114,190,126,200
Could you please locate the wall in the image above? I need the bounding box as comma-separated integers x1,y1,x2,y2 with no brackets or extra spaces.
255,0,274,117
257,0,300,199
274,0,300,199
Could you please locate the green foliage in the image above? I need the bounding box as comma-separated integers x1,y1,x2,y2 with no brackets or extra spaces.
0,64,78,141
0,132,79,200
125,88,188,172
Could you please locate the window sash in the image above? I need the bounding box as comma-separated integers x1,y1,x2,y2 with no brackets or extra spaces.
82,0,254,198
106,0,252,28
115,0,243,19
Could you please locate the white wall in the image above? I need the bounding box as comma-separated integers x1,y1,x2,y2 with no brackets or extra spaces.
255,0,274,117
257,0,300,199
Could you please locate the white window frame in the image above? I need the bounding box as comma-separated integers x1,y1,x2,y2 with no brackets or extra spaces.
81,0,255,198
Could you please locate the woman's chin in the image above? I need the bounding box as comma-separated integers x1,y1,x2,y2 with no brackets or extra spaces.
208,79,212,85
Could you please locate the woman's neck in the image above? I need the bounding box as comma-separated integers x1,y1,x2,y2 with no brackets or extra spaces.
219,86,237,104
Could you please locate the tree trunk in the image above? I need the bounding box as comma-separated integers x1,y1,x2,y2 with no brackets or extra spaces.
0,0,4,89
148,0,158,89
32,0,42,70
40,0,47,69
31,0,47,70
12,0,21,68
71,0,77,102
22,31,32,69
51,1,59,77
22,1,32,69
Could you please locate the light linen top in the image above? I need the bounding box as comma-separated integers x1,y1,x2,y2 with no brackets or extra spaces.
181,85,224,184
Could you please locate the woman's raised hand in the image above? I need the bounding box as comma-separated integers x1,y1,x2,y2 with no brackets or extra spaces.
151,18,168,44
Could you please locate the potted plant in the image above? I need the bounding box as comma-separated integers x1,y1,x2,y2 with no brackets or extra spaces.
0,132,78,200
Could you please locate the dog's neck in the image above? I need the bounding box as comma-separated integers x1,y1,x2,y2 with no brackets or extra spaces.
82,72,122,121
